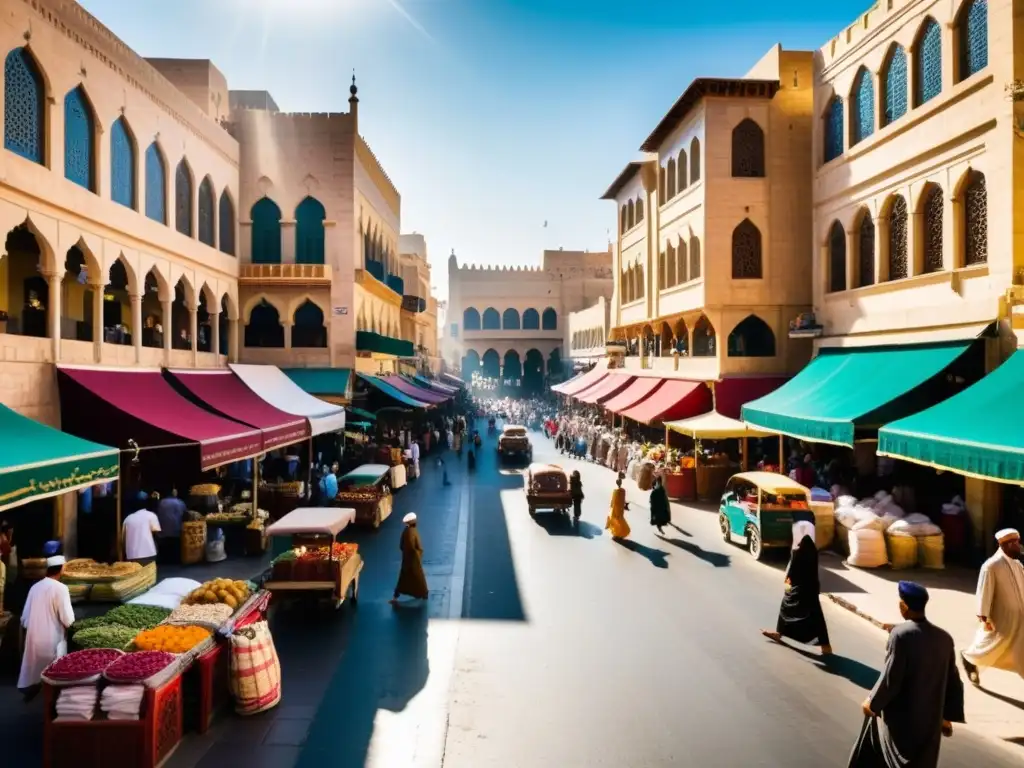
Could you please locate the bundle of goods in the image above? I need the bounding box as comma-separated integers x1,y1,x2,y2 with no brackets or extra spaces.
104,651,175,685
272,543,359,581
229,620,281,716
42,649,125,685
62,559,141,583
66,583,92,603
133,624,212,654
637,462,656,492
918,534,945,569
88,563,158,603
181,518,207,565
72,625,138,651
164,602,234,631
847,527,888,568
183,579,250,609
887,513,944,570
189,483,221,515
55,685,99,722
127,577,203,611
100,684,145,720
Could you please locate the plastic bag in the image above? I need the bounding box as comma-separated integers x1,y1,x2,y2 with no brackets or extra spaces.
205,539,227,563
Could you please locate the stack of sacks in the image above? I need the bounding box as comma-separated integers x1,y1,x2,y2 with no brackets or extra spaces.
101,684,145,720
887,513,942,538
55,686,98,722
848,527,888,568
128,577,203,611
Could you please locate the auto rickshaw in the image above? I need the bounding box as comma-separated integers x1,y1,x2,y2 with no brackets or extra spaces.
718,471,812,561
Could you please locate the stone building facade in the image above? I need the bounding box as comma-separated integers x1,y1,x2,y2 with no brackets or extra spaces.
567,296,611,368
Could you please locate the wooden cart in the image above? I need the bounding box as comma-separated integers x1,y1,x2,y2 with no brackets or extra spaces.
337,464,394,528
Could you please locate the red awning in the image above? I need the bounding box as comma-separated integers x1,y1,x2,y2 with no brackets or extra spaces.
714,376,789,419
558,367,608,396
619,379,712,424
167,369,310,450
57,367,263,471
603,377,666,414
575,375,635,405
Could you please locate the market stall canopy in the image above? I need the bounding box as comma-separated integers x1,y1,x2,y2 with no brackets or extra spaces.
550,370,586,394
0,405,119,512
602,376,666,414
382,375,450,404
282,368,352,398
57,367,263,471
713,376,788,420
230,364,346,437
665,411,776,440
619,379,712,425
878,350,1024,483
348,407,377,423
400,374,454,399
357,373,431,408
265,507,357,538
574,374,635,405
554,365,608,397
742,341,972,447
340,464,391,487
413,375,457,395
166,369,310,451
441,372,465,388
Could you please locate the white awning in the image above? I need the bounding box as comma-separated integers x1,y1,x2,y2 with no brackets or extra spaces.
230,364,346,437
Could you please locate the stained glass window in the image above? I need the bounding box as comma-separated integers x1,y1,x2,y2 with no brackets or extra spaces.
883,45,908,126
110,118,135,209
731,118,765,177
689,237,701,279
824,97,844,163
144,143,166,224
958,0,988,81
197,177,215,247
250,197,282,264
732,219,762,279
295,196,326,264
850,68,874,146
218,190,235,256
828,221,846,292
922,185,944,273
4,48,43,164
915,19,942,106
175,161,193,236
690,138,701,183
887,196,908,280
858,213,875,287
64,87,94,190
964,171,987,265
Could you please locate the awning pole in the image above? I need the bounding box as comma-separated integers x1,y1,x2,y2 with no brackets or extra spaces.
115,476,123,561
778,433,784,468
664,425,669,448
253,454,261,520
742,437,749,471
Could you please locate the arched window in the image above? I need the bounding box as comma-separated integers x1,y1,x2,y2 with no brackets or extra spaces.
731,118,765,177
295,196,326,264
110,117,135,209
690,138,701,183
692,316,715,357
175,160,193,236
627,200,635,230
887,196,909,280
292,300,327,348
4,48,44,164
689,236,701,279
463,308,481,330
922,185,944,273
542,307,557,330
481,349,501,378
636,197,645,222
824,97,844,163
462,350,481,381
914,19,942,106
958,0,988,82
828,220,846,293
245,299,284,348
963,171,987,266
64,87,94,190
858,212,875,287
666,242,676,287
882,45,908,126
144,143,166,224
250,197,282,264
667,158,677,198
727,315,776,357
620,205,628,233
482,307,500,330
502,308,521,330
197,177,215,247
218,191,235,256
659,250,667,290
676,238,688,284
850,67,874,146
731,219,762,279
503,350,522,381
677,150,688,191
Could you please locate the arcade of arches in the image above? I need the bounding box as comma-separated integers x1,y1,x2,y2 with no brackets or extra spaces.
244,295,329,349
461,347,561,393
613,313,775,359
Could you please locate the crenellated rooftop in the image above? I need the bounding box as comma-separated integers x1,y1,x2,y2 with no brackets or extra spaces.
817,0,916,71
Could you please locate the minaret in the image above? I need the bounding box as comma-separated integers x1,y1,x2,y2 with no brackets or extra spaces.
348,71,359,131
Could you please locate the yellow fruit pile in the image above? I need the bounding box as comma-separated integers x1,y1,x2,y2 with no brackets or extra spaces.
133,624,211,654
184,578,250,609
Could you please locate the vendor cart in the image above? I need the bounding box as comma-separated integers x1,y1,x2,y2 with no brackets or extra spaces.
263,507,363,609
337,464,394,528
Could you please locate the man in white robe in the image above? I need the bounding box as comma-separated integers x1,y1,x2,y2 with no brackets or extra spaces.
961,528,1024,684
18,555,75,701
410,440,421,479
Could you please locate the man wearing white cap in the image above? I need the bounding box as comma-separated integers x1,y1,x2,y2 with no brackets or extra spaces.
390,512,428,605
18,555,75,701
961,528,1024,685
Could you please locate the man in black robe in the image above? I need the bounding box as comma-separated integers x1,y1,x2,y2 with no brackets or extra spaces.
848,581,965,768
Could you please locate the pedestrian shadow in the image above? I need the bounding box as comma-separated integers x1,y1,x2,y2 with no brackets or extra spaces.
668,522,692,537
786,645,879,691
532,513,604,539
657,535,731,568
613,538,669,568
975,686,1024,712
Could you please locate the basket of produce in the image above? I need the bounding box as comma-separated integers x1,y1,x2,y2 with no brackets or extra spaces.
103,651,175,683
163,603,234,631
181,520,207,565
62,559,142,584
183,579,251,610
133,624,212,654
42,648,125,686
72,624,138,651
103,604,173,630
885,531,918,570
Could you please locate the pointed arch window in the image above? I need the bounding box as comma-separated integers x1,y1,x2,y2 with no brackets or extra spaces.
828,221,846,293
666,242,676,287
659,251,667,290
627,200,635,229
666,159,677,198
175,160,192,236
250,197,282,264
218,191,235,256
914,19,943,106
110,117,135,209
731,119,765,177
690,138,701,183
824,97,844,163
882,46,908,126
64,87,95,191
850,68,874,146
636,197,644,222
144,143,166,224
676,239,688,284
887,196,909,281
727,315,776,358
295,196,326,264
922,185,944,274
858,213,875,287
731,220,762,279
963,171,987,266
197,177,215,247
677,150,688,191
958,0,988,82
620,205,628,233
4,48,44,164
689,237,701,280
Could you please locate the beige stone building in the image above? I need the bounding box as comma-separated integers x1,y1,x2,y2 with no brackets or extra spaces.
398,233,441,372
444,248,614,390
567,296,611,368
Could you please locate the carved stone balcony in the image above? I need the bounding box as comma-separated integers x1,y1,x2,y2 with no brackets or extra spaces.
239,263,331,286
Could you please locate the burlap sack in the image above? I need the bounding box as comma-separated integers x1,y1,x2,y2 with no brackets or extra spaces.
229,620,281,715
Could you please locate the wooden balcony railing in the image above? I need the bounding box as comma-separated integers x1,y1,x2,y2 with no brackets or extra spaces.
239,264,331,284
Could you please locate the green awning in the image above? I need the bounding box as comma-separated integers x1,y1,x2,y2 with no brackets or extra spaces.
355,331,414,357
741,341,971,446
878,350,1024,483
349,407,376,422
283,368,351,397
0,405,119,512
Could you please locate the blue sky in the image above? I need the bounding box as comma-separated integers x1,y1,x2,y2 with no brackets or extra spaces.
80,0,871,299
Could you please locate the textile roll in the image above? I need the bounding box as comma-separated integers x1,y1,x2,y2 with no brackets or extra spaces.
180,521,207,565
885,532,918,570
229,620,282,716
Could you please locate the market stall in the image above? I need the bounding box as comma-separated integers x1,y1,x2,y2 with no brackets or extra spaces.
264,507,363,609
337,464,394,527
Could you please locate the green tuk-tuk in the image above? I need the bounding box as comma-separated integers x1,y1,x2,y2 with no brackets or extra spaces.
718,471,812,561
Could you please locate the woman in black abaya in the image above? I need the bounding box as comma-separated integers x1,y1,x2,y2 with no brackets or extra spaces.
761,521,832,655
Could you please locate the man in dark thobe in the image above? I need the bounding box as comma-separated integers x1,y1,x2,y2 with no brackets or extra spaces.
848,581,965,768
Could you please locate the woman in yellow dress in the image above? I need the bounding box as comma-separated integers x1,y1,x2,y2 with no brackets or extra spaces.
606,473,631,539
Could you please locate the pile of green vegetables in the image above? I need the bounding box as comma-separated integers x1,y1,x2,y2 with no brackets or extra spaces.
72,625,138,650
70,604,172,649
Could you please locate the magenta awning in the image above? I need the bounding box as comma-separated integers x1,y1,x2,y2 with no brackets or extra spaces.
381,375,449,404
